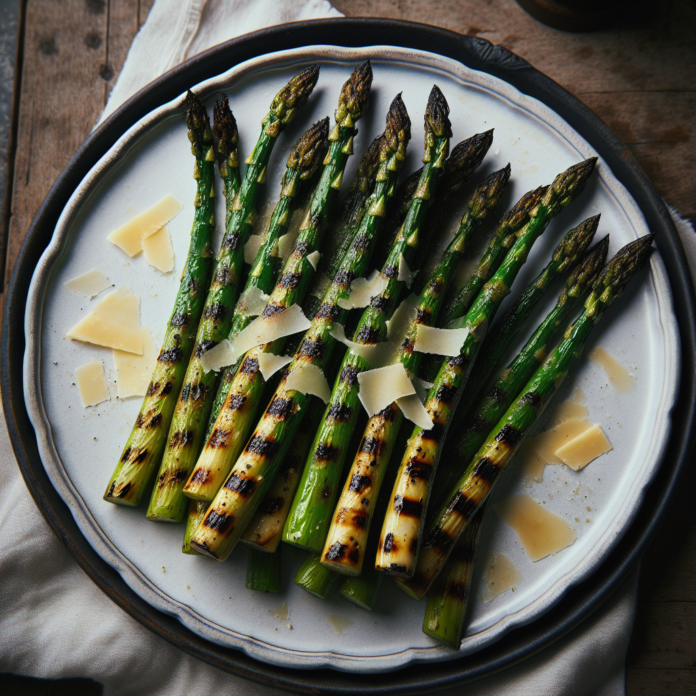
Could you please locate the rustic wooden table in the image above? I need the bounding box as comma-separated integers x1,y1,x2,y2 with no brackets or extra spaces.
3,1,695,693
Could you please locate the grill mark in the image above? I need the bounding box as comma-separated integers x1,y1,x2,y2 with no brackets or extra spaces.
405,458,431,481
189,383,208,401
203,510,234,533
133,449,148,464
340,365,358,385
360,436,382,455
204,303,227,322
157,468,188,488
240,357,259,375
267,396,293,419
428,278,443,294
246,435,277,457
447,581,469,599
355,324,378,344
523,391,542,409
351,512,368,529
325,542,347,561
448,354,468,368
161,381,173,395
427,527,452,552
223,232,240,250
208,429,230,448
224,473,257,497
259,496,284,516
168,430,195,448
389,563,408,574
383,532,394,552
195,339,218,358
298,338,324,359
228,394,246,410
190,468,210,484
109,482,131,499
170,312,188,327
138,413,162,429
158,347,183,363
180,384,191,402
421,422,444,442
349,474,372,493
352,233,370,251
215,266,229,285
489,386,508,403
295,240,309,256
328,403,352,422
383,264,397,278
279,272,301,289
370,295,389,310
451,491,477,519
315,443,338,461
473,457,500,485
436,385,457,403
120,447,131,463
394,495,423,517
262,303,285,318
377,405,397,422
416,308,431,323
495,424,522,446
316,303,339,319
334,269,355,288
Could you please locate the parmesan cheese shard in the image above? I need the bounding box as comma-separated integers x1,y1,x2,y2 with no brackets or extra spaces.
554,424,612,471
414,324,469,357
107,194,183,257
494,494,577,562
284,363,331,402
200,340,235,373
397,253,415,288
329,324,383,366
410,376,434,402
65,269,111,298
481,553,522,602
244,235,264,264
66,286,143,354
357,364,416,417
228,304,312,360
528,418,592,465
386,294,418,342
396,394,433,429
113,327,158,398
337,270,389,310
277,228,300,258
306,250,321,270
142,224,174,273
74,360,109,407
257,352,293,381
237,286,270,317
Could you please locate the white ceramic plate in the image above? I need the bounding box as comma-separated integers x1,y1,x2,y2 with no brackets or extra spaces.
23,45,678,673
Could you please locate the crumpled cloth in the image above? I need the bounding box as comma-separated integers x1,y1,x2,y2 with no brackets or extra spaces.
5,1,694,694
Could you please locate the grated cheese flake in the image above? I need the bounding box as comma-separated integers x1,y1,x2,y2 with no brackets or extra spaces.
257,352,293,381
329,324,384,367
414,324,468,357
244,235,264,264
396,394,433,429
284,363,331,402
554,424,612,471
65,269,111,298
277,228,300,258
357,363,416,417
411,376,434,402
237,286,270,317
113,327,158,398
306,250,321,270
142,224,174,272
107,194,182,257
337,270,389,310
529,418,592,465
75,360,109,407
200,340,236,373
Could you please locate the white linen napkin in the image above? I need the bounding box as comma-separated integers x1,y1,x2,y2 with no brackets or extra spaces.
5,1,693,694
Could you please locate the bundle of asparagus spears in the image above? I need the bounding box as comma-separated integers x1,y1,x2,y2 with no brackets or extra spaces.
103,62,655,647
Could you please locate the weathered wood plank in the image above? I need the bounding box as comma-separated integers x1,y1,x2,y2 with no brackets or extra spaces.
626,668,696,696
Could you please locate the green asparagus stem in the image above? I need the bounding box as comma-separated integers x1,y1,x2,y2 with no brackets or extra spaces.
295,554,338,598
339,569,383,611
399,234,654,598
148,116,329,522
318,164,509,575
246,547,281,592
213,94,241,227
183,62,374,504
189,90,410,561
182,500,208,554
104,91,218,506
376,158,598,578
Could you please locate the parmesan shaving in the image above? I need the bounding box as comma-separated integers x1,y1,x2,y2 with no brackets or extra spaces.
142,224,174,272
237,286,270,317
74,360,109,407
554,424,612,471
257,352,293,381
284,363,330,402
386,294,418,342
357,364,416,417
277,228,300,258
66,286,143,354
397,253,416,288
244,235,264,264
414,324,468,357
306,250,321,270
65,269,111,298
337,270,389,310
107,194,182,257
228,304,312,360
113,328,158,398
200,340,236,373
529,418,592,465
329,324,383,366
396,394,433,429
411,376,434,402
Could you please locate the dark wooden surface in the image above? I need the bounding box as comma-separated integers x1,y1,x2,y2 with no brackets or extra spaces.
3,0,695,692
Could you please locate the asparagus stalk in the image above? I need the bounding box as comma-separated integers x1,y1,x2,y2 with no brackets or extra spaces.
189,91,410,561
104,91,218,506
318,164,509,575
246,547,281,592
399,234,654,598
376,158,598,578
295,554,338,598
183,62,374,504
213,94,242,227
148,117,329,522
283,96,468,554
183,500,208,554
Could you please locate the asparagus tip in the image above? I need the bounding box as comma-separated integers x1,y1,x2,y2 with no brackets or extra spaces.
425,84,452,139
564,234,610,302
185,89,212,155
444,130,495,192
468,163,511,219
287,116,330,178
553,213,601,268
339,60,373,120
212,93,239,166
591,233,655,301
385,92,412,144
268,64,321,129
501,184,548,234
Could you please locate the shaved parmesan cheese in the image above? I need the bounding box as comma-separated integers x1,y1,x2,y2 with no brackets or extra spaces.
329,324,383,366
554,424,612,471
529,418,592,465
306,250,321,270
228,304,312,360
107,194,182,257
257,352,293,381
386,294,418,342
397,253,415,288
142,224,174,272
65,269,111,298
277,228,300,258
75,360,109,407
337,270,389,310
411,376,434,402
200,340,236,373
284,363,330,402
113,328,158,397
357,364,416,417
237,286,270,317
396,394,433,429
414,324,468,357
244,235,264,264
66,286,143,354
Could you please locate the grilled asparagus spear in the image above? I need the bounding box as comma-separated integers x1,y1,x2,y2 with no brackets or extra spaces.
188,91,411,561
148,117,329,522
399,234,654,599
318,164,509,575
183,62,374,504
376,158,598,578
104,91,218,506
